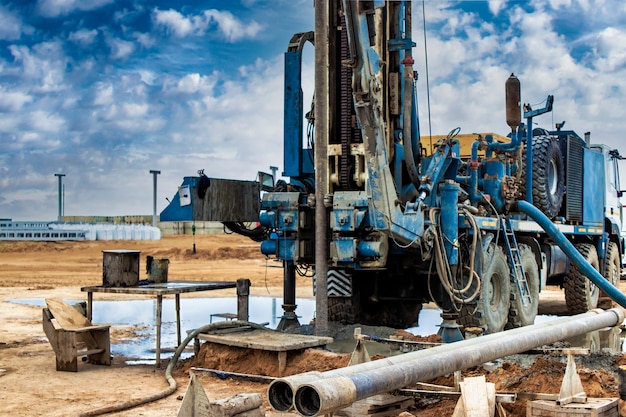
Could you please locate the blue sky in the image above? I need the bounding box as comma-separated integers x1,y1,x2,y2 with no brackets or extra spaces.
1,0,625,221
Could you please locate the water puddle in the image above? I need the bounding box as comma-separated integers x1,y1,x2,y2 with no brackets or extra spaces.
12,296,315,364
11,298,623,363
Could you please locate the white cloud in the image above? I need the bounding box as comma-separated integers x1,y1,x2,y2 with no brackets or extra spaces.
593,27,626,72
8,42,68,93
0,88,32,111
0,5,28,40
35,0,113,18
204,9,263,42
153,8,263,42
93,83,114,106
68,29,98,46
163,73,218,95
107,36,135,60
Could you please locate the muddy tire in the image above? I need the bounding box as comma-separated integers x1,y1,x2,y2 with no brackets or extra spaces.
564,243,599,314
519,136,565,219
328,297,356,324
458,244,510,334
507,244,540,329
598,241,620,309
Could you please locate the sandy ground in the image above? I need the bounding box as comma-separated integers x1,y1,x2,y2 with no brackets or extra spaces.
0,234,625,417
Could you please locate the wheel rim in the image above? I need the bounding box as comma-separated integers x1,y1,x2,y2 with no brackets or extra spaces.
548,158,558,195
489,274,502,312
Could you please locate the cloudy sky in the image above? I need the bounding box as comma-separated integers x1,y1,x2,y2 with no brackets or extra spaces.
0,0,625,221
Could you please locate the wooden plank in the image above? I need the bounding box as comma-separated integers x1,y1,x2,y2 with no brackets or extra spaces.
460,376,491,417
81,281,237,295
46,298,92,329
196,329,333,352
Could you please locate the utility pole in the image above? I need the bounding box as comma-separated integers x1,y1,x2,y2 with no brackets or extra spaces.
149,170,161,227
54,173,65,222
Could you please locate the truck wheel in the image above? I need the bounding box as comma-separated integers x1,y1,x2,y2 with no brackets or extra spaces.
328,297,356,324
564,243,600,314
507,244,539,329
598,241,620,308
459,244,510,334
519,136,565,219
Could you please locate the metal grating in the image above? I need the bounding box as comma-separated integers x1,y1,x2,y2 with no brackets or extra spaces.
565,135,584,222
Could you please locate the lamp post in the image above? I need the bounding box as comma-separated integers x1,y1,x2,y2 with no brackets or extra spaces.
54,173,65,223
149,170,161,227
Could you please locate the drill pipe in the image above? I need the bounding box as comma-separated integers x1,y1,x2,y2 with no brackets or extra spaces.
290,308,624,416
267,309,613,412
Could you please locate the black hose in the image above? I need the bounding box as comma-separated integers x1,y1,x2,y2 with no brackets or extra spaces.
78,321,269,416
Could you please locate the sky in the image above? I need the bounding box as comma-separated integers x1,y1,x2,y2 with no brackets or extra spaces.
0,0,625,221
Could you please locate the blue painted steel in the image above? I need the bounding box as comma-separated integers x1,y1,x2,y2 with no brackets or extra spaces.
522,95,554,204
283,50,304,178
440,181,460,266
332,238,357,264
517,200,626,309
583,148,605,226
330,192,368,233
159,177,195,221
483,160,506,211
357,240,383,258
260,239,277,256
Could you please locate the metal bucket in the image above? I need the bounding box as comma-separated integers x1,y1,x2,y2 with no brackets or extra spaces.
147,256,169,283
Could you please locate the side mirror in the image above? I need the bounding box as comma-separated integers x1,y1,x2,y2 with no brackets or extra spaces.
258,171,275,192
618,190,626,198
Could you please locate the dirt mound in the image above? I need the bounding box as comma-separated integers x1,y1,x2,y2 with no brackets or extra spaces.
191,343,350,377
422,355,621,417
150,246,260,261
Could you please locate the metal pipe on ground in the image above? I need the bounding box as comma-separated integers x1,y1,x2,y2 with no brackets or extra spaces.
289,308,624,416
267,309,611,412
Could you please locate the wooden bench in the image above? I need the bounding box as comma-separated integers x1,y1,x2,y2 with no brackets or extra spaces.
42,298,111,372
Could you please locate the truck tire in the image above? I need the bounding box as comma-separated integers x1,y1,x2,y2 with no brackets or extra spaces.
598,241,620,308
507,244,539,329
564,243,600,314
328,296,356,324
519,136,565,219
458,244,510,334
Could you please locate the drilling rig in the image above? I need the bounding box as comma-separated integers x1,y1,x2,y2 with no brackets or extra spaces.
161,0,625,337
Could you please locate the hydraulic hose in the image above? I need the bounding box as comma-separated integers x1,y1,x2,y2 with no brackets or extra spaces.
515,200,626,309
78,321,269,417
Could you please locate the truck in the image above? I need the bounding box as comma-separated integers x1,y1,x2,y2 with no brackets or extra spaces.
160,0,625,337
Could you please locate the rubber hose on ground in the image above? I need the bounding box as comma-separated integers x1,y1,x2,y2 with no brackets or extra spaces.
516,200,626,309
78,320,269,417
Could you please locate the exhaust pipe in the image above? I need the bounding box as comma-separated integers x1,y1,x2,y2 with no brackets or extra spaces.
290,309,624,416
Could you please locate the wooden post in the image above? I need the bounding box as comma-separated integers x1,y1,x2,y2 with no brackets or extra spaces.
236,279,250,321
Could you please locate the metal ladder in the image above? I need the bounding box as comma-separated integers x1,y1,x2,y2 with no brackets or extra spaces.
501,217,531,306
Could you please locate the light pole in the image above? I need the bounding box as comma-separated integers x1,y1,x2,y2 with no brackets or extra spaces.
149,170,161,227
54,173,65,222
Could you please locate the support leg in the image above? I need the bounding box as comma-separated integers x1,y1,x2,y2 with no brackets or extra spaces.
277,351,287,377
175,294,181,346
277,261,300,331
86,292,93,322
156,294,162,369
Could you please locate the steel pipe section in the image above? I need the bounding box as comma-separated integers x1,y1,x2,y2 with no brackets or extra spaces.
268,310,616,412
516,200,626,309
291,309,624,416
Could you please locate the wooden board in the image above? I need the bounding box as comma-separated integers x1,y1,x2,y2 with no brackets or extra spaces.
196,328,333,352
46,298,91,329
528,398,619,417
